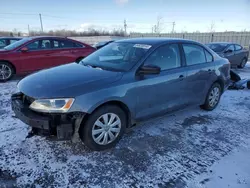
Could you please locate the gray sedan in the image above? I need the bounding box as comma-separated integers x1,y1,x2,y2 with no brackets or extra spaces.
12,38,231,150
206,42,249,68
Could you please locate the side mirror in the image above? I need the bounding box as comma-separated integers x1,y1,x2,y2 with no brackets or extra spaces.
138,65,161,75
225,49,233,53
20,47,28,52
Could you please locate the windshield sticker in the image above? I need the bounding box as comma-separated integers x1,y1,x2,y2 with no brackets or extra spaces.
133,44,152,49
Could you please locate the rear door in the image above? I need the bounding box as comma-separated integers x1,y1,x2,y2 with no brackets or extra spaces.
224,44,237,65
182,43,216,105
135,43,189,120
234,44,245,65
49,39,86,67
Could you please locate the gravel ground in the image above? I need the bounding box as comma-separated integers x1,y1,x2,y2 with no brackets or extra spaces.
0,63,250,188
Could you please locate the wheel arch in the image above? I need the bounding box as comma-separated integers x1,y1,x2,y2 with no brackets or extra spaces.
0,60,16,74
82,100,133,128
214,77,225,93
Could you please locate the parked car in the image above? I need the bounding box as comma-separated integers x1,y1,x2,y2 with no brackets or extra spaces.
12,38,231,150
0,36,95,81
0,37,22,49
206,42,249,68
93,40,114,49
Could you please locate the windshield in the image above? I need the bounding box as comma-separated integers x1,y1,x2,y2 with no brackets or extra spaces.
206,43,228,52
80,42,151,71
4,38,32,50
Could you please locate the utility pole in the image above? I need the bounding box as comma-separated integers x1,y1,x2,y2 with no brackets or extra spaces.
172,22,176,33
124,19,127,36
39,13,43,33
156,16,163,34
28,24,30,36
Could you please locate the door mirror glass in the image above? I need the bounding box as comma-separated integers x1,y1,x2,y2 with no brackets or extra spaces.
21,47,28,52
138,65,161,75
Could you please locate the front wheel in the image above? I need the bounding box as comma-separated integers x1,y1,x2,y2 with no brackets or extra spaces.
0,62,14,82
200,83,222,111
79,105,126,151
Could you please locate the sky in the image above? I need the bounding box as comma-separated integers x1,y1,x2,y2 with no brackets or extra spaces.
0,0,250,33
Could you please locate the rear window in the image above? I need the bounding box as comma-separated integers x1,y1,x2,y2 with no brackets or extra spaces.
207,43,228,52
52,39,84,49
235,45,242,51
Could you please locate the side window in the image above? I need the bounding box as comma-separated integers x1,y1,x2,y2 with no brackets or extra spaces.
41,40,51,49
60,40,74,48
235,45,242,51
205,50,213,62
53,40,60,49
0,39,7,48
227,45,234,52
26,41,39,51
144,44,181,71
10,39,19,44
183,44,206,65
74,42,84,48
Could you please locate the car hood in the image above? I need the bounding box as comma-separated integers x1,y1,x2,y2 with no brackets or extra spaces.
18,63,123,98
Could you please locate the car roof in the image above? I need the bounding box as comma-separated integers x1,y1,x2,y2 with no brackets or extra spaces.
207,42,232,45
116,38,197,45
26,36,68,40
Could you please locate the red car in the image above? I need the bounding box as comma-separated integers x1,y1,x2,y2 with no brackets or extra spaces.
0,36,96,81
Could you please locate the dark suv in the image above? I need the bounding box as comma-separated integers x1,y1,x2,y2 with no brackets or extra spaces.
12,38,231,150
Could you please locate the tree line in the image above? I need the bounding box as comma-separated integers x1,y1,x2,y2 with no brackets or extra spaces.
0,28,125,37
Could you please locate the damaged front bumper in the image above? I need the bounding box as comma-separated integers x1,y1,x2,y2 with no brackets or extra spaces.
11,92,85,140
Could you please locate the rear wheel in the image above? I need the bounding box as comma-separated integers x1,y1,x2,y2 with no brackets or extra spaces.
200,83,222,111
239,58,247,68
79,105,126,151
0,62,14,82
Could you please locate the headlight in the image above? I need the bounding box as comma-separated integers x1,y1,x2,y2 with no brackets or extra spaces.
29,98,74,113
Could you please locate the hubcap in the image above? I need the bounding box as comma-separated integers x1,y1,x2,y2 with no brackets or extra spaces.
0,64,11,80
92,113,121,145
208,87,220,107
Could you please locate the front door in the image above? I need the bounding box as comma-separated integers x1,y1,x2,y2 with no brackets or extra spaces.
135,43,188,120
18,39,54,73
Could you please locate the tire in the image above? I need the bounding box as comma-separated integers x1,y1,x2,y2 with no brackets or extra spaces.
0,61,14,82
79,105,127,151
239,58,247,68
200,82,222,111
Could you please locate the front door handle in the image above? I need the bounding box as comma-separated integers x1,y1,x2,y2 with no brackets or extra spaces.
179,75,185,80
